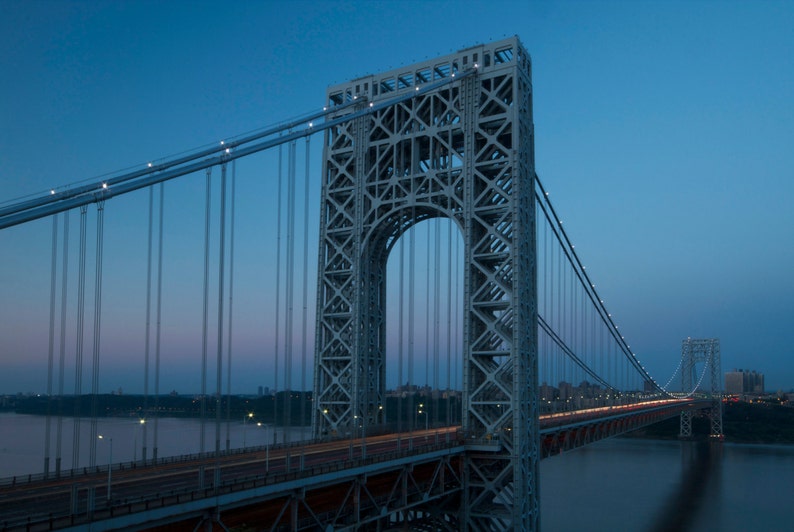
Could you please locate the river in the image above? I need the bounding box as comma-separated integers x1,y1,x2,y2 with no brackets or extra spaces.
2,413,792,530
540,437,794,531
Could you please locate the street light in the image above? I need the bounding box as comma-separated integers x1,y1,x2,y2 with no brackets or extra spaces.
134,418,145,462
418,403,428,431
243,412,254,447
98,434,112,504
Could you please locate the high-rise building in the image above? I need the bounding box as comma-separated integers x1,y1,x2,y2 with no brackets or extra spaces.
725,369,764,394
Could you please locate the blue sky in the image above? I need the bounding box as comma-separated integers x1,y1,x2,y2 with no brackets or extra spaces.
1,0,792,394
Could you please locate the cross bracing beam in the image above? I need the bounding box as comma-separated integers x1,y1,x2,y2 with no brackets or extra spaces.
0,69,475,230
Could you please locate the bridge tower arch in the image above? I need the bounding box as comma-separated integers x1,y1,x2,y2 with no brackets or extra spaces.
312,37,539,529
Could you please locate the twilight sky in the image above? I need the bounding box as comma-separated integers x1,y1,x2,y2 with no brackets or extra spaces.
1,0,792,394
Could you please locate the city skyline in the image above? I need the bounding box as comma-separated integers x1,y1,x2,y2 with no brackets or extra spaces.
1,1,793,394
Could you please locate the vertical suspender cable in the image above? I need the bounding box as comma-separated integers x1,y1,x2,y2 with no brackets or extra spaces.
397,235,405,434
225,160,236,451
570,259,575,397
153,184,164,461
72,205,87,469
453,220,460,416
201,168,211,454
564,248,570,404
56,212,69,476
433,219,440,426
215,163,227,461
143,187,153,463
425,223,431,390
45,214,58,477
408,215,415,432
588,285,593,387
555,232,561,393
273,144,283,444
89,200,105,468
446,219,452,427
542,213,548,400
284,141,296,442
301,137,311,437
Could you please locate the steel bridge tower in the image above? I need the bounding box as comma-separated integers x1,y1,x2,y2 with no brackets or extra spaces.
679,337,724,439
312,37,538,529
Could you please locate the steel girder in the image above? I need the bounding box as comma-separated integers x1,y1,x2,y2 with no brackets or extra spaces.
313,37,538,530
261,456,463,531
679,338,723,438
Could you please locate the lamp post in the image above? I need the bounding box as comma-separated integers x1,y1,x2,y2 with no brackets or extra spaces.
418,403,428,431
243,412,253,447
98,435,112,504
134,418,145,462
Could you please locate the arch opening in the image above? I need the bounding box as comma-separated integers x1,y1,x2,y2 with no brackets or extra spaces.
382,216,464,432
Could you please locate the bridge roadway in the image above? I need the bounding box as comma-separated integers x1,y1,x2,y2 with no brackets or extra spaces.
0,398,706,531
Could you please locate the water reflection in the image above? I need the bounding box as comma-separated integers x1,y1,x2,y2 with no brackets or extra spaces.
649,441,722,532
540,437,794,531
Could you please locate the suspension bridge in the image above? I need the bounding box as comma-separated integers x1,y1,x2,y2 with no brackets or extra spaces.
0,37,722,531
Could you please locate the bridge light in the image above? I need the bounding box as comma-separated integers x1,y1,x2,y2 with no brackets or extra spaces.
308,122,313,128
102,183,108,189
147,162,152,168
50,189,55,195
369,102,374,107
225,148,230,154
220,140,225,145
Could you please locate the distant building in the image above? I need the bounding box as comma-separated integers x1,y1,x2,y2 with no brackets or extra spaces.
725,369,764,394
725,372,744,394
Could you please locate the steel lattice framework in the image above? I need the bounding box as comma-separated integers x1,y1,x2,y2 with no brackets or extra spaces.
679,337,724,438
312,37,538,530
